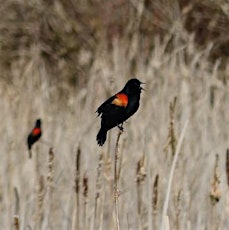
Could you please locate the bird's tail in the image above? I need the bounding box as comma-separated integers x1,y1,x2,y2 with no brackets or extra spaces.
96,128,107,146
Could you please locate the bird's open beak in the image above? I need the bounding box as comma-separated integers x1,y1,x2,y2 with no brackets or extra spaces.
140,81,146,91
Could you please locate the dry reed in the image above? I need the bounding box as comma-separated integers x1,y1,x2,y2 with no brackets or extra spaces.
152,174,159,215
13,187,19,217
29,149,32,159
73,146,81,230
35,176,45,227
13,215,19,230
94,152,103,229
210,154,221,205
42,147,55,229
152,174,159,229
114,129,123,230
164,96,177,157
136,151,147,228
175,189,182,230
83,172,88,229
47,148,54,189
226,149,229,189
161,120,189,230
209,154,221,230
13,187,20,230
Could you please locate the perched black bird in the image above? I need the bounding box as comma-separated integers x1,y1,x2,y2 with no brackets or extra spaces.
96,78,144,146
27,119,42,158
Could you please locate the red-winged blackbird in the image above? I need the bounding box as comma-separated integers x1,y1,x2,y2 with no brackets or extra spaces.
27,119,42,158
96,78,144,146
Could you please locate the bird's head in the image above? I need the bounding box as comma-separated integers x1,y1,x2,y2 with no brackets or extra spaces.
123,78,145,95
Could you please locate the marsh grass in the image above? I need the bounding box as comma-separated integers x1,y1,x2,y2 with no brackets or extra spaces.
163,96,177,158
82,172,88,229
226,149,229,190
35,176,44,228
72,146,81,230
13,215,20,230
152,174,159,229
0,0,229,229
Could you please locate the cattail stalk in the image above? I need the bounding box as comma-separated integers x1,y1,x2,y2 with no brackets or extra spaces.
209,154,221,230
29,149,32,159
161,120,188,230
13,215,20,230
152,174,159,214
226,149,229,189
83,173,88,230
13,187,20,230
14,187,19,217
152,174,159,229
35,176,45,228
163,97,177,157
94,153,103,229
114,129,123,230
210,154,221,205
117,139,125,182
175,189,182,230
47,147,54,188
76,147,81,230
136,160,141,217
42,147,54,230
136,152,146,228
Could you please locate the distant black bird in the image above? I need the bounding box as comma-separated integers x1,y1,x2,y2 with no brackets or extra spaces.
96,78,144,146
27,119,42,158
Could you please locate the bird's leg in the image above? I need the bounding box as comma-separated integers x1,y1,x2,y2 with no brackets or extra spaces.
117,123,124,131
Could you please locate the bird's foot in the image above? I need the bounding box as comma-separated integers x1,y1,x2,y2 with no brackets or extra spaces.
117,124,124,132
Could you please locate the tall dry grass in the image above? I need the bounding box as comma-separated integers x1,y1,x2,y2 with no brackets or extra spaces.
0,0,229,229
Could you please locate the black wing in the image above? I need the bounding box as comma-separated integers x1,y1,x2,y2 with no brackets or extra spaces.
96,95,116,116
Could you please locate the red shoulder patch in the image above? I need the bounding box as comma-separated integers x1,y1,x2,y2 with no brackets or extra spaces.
32,128,41,136
112,93,128,107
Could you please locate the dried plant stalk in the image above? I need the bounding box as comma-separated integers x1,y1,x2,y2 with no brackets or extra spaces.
42,147,54,229
75,146,81,230
114,129,123,230
136,152,147,219
47,147,54,188
83,172,88,229
29,149,32,159
161,120,188,230
14,187,19,217
210,154,221,205
36,176,45,226
175,189,182,230
13,215,20,230
117,138,127,180
152,174,159,214
117,145,124,182
104,145,112,182
163,96,177,157
226,149,229,189
152,174,159,230
136,159,142,217
209,154,221,230
164,215,171,230
94,153,103,229
75,147,81,194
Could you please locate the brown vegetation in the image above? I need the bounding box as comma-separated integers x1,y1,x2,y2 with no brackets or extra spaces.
0,0,228,229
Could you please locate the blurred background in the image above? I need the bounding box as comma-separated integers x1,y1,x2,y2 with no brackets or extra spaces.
0,0,228,229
